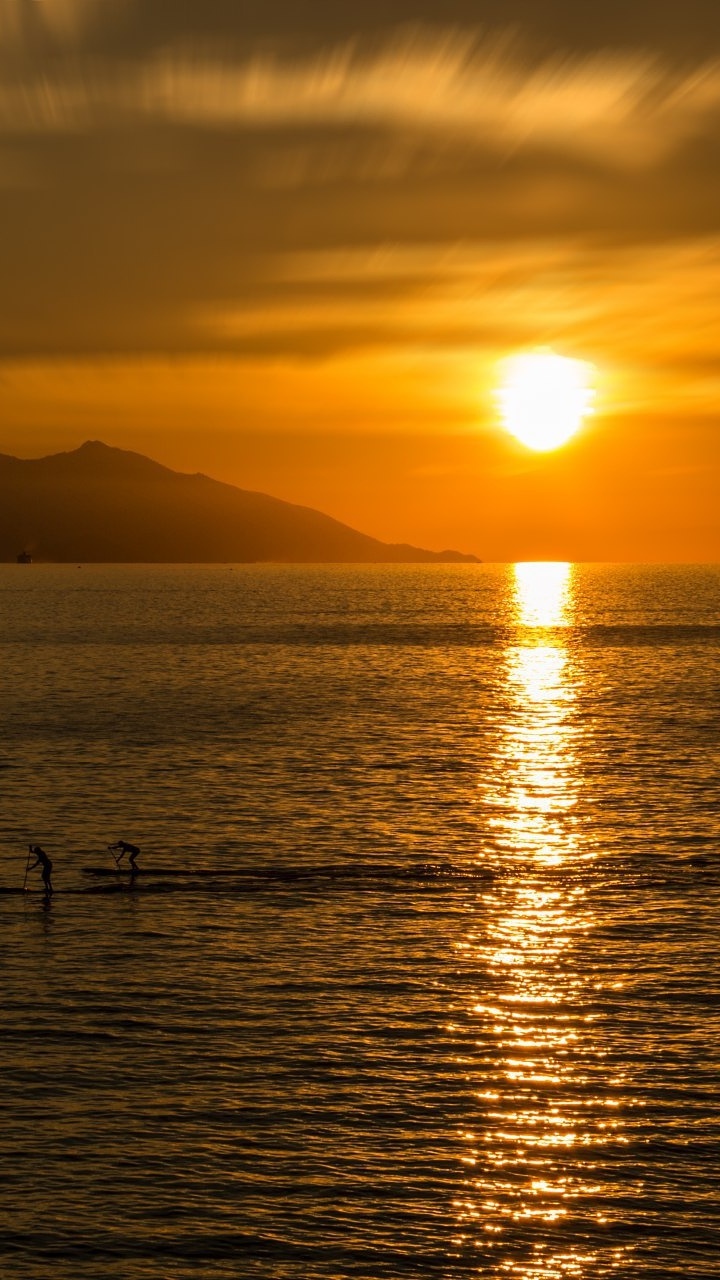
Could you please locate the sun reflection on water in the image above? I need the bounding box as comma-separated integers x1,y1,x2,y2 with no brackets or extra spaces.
513,561,572,628
453,563,630,1276
489,563,580,870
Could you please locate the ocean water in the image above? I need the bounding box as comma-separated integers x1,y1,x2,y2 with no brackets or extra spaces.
1,562,720,1279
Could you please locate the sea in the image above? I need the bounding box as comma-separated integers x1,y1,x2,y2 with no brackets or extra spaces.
1,563,719,1279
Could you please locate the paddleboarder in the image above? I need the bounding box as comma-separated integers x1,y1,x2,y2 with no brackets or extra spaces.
27,845,53,898
109,840,140,872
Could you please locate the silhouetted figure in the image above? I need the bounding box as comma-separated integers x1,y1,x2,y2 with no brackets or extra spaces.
28,844,53,898
109,840,140,872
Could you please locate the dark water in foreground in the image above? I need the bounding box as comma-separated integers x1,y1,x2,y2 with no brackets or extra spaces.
1,563,720,1278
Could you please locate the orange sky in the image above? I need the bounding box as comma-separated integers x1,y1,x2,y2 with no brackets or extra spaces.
2,1,720,559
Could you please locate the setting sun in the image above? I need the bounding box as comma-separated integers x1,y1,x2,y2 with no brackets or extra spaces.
497,352,595,452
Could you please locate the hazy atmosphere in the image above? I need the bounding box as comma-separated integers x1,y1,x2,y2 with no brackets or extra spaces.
3,0,720,557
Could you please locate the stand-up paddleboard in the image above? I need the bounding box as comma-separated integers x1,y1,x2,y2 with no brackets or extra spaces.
82,867,147,876
0,884,138,896
81,867,258,878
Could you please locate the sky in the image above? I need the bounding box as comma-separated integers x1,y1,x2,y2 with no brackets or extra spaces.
2,0,720,559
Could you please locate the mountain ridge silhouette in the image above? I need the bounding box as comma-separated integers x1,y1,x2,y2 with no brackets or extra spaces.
1,441,479,564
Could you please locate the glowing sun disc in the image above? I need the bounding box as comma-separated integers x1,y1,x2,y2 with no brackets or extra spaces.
497,351,595,451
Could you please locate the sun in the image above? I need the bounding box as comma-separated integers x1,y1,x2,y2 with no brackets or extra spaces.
497,350,595,451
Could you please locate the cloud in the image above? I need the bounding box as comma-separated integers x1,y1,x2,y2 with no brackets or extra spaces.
1,27,720,168
138,34,697,167
33,0,99,38
3,24,720,367
193,237,720,375
0,0,107,46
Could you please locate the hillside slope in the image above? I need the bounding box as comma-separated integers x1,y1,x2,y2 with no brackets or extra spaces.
0,441,479,564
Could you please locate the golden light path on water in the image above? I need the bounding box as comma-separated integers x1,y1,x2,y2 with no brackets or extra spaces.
453,563,630,1277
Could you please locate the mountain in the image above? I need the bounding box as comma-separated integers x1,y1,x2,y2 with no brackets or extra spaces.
0,441,479,564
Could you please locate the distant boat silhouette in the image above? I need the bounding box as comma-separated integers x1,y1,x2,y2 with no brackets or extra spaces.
16,551,32,564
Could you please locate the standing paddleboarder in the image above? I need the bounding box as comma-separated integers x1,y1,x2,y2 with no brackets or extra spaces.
109,840,140,872
27,845,53,898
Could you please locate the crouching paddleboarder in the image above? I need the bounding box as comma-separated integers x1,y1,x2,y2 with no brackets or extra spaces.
109,840,140,872
28,845,53,898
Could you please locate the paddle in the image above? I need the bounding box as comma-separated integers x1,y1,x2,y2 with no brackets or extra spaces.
22,846,32,892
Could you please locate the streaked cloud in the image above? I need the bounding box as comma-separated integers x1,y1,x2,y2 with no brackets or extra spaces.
33,0,99,38
0,0,107,45
202,237,720,373
2,14,720,425
141,36,720,167
1,28,720,169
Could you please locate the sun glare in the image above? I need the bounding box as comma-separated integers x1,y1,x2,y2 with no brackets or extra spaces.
497,351,595,451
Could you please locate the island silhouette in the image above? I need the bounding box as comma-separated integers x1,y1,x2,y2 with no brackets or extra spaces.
0,441,478,564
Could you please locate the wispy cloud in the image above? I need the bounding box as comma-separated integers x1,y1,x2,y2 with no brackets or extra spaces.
141,34,703,166
1,27,720,167
195,237,720,382
0,0,105,45
33,0,99,38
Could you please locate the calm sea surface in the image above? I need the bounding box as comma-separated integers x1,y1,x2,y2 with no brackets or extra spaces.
1,563,720,1279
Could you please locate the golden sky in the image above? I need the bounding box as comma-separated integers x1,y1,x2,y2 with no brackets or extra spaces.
2,0,720,558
